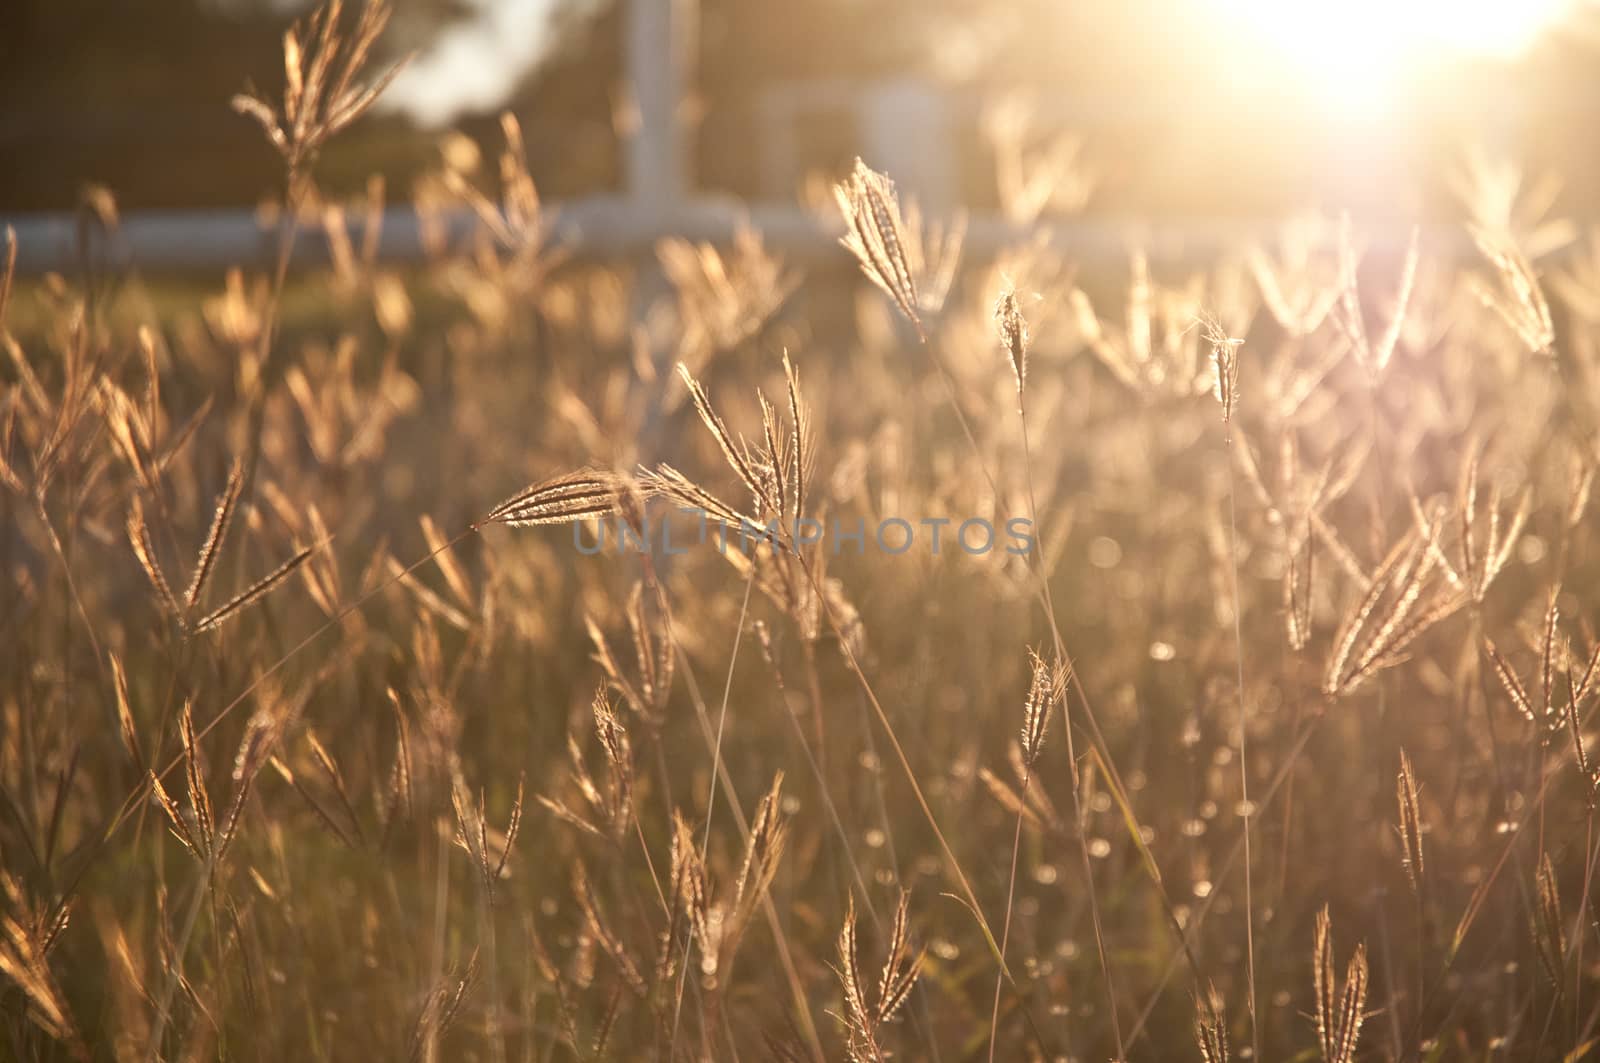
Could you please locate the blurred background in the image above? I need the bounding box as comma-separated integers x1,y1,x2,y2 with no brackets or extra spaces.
6,0,1600,240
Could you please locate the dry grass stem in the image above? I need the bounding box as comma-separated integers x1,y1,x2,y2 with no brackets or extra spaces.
1396,750,1425,894
1312,906,1369,1063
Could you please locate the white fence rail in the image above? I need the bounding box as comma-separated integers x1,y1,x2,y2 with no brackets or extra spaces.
2,198,1452,276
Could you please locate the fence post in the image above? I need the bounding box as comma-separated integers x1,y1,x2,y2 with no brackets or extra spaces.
625,0,696,210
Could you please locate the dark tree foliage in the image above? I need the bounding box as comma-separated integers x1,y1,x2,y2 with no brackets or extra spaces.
0,0,464,210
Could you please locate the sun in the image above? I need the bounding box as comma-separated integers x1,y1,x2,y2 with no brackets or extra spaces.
1213,0,1572,114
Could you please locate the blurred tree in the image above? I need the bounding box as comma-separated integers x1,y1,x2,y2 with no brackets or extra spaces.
473,0,624,201
0,0,466,210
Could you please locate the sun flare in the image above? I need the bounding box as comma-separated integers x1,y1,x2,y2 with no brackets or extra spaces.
1215,0,1572,112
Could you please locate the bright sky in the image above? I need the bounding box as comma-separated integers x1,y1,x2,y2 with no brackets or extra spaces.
382,0,560,127
1212,0,1575,113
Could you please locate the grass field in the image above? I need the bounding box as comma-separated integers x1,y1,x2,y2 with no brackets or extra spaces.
8,3,1600,1061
